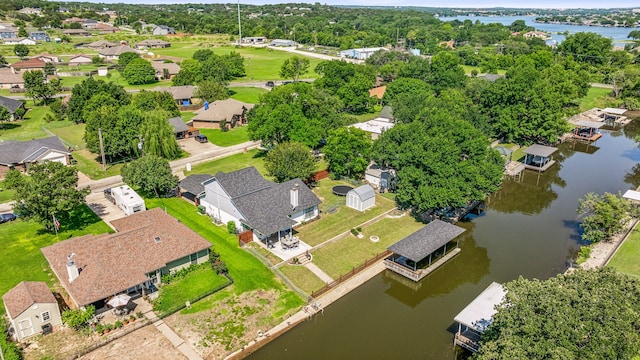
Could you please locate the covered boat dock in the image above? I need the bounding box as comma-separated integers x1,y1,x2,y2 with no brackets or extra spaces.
384,219,465,282
572,119,604,143
453,282,506,353
522,144,558,172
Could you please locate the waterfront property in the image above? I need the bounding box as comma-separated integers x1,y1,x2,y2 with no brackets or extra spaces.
384,219,465,281
572,120,604,143
521,144,558,172
41,208,211,310
453,282,506,353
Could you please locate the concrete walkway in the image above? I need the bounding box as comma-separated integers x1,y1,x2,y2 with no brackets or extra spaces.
143,308,202,360
304,263,334,283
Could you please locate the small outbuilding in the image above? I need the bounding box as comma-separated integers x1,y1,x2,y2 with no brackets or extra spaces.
346,184,375,211
111,185,146,215
3,281,62,342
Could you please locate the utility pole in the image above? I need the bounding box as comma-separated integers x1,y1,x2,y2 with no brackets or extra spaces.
237,0,242,45
98,128,106,171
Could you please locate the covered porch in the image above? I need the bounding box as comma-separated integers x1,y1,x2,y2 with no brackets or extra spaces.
384,219,465,282
453,282,506,353
521,144,558,172
251,225,313,261
572,120,604,142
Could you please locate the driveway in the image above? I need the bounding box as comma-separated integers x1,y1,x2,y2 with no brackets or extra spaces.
85,189,126,228
177,137,220,157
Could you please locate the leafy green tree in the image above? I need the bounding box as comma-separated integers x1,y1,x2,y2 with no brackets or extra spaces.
23,70,61,105
383,77,431,106
139,110,181,159
131,91,180,118
43,62,56,76
194,79,229,102
0,54,8,66
192,49,214,63
323,127,372,179
121,155,179,197
577,192,638,243
68,77,130,123
478,268,640,360
280,55,310,81
264,142,317,182
123,58,156,85
6,163,90,232
83,93,121,155
0,106,10,127
428,51,467,94
248,82,345,148
558,32,612,66
17,26,28,38
14,44,30,57
117,51,140,72
172,58,202,86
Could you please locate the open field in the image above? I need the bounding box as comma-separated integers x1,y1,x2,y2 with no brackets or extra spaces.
0,205,112,315
47,122,86,149
229,86,268,104
0,180,15,203
200,126,250,147
187,148,268,177
295,178,396,246
0,106,54,141
608,226,640,277
312,214,422,280
579,86,614,111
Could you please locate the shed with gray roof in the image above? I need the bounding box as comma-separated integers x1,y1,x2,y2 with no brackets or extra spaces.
179,174,213,202
168,116,189,138
384,219,465,281
346,184,375,211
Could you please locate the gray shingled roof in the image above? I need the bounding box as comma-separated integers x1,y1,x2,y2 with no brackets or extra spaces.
523,144,558,158
168,117,189,133
0,95,24,113
349,184,375,201
215,166,272,199
378,105,394,120
179,174,213,196
388,220,465,262
0,136,69,166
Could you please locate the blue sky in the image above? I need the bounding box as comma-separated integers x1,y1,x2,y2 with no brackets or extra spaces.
93,0,639,8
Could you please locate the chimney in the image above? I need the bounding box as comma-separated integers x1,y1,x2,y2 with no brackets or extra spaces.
290,184,299,210
66,253,79,283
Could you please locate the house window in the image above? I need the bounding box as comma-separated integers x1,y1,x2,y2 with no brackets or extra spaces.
303,207,315,219
41,311,50,322
190,253,198,265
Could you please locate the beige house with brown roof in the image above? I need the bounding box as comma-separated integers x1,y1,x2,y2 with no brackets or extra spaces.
191,98,254,129
41,208,211,309
0,68,25,89
3,282,62,342
151,61,180,80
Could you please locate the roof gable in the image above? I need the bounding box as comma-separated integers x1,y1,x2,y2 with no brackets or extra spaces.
180,174,213,196
349,184,375,201
2,281,56,319
214,166,272,199
388,220,466,262
0,95,24,113
0,136,69,166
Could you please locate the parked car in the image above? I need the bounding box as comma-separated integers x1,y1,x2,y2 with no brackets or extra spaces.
0,213,16,224
195,134,208,143
104,188,115,204
266,81,275,88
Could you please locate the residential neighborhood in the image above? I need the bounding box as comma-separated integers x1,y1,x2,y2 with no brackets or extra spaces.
1,1,640,360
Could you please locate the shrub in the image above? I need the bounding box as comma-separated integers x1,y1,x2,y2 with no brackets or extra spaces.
350,228,359,236
161,263,207,284
115,320,123,328
577,246,592,264
198,205,206,214
356,227,362,232
136,311,144,319
0,320,22,359
62,305,95,330
212,259,228,274
227,220,236,234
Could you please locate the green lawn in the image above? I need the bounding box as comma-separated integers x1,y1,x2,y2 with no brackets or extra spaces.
462,65,507,75
608,226,640,277
71,149,125,180
312,214,422,280
153,45,322,81
181,111,196,123
46,123,86,150
145,198,304,313
295,179,396,246
0,180,15,204
0,106,53,141
153,266,230,317
187,148,268,177
229,87,268,104
199,126,250,147
0,205,113,315
279,265,326,294
580,86,613,111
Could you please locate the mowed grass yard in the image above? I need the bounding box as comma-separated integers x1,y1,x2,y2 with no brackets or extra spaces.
312,214,423,280
145,198,304,315
187,148,269,177
229,87,268,104
153,45,322,81
608,225,640,278
200,126,250,147
295,179,396,246
580,86,614,111
279,265,326,295
0,205,113,315
0,180,15,203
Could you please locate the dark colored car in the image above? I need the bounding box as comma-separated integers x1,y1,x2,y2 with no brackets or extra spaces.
266,81,275,88
195,134,208,143
0,213,16,224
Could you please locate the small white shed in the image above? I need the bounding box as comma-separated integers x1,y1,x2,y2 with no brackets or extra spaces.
111,185,146,215
346,184,376,212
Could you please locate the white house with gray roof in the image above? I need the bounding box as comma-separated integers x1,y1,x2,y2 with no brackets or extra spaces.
0,136,70,177
200,167,321,245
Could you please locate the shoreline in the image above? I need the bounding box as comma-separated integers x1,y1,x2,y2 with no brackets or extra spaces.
532,19,640,29
224,261,387,359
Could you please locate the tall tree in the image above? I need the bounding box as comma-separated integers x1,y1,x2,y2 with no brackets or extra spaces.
123,58,156,85
557,32,612,66
577,192,638,243
121,155,178,197
478,268,640,360
68,77,130,123
194,79,229,102
264,142,317,183
171,58,202,86
23,70,61,105
5,163,89,231
139,110,181,159
280,55,310,82
14,44,29,57
323,127,372,179
117,51,140,72
131,91,180,118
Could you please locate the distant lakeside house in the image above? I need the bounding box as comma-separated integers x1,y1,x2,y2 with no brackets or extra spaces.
41,208,211,310
0,136,70,178
200,167,321,246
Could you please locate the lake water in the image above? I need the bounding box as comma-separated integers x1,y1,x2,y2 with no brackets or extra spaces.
248,121,640,359
438,15,639,45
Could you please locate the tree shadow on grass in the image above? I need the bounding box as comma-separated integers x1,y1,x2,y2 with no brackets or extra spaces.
252,149,267,159
0,122,21,131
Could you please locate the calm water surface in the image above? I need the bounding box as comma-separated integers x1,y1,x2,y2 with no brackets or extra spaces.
249,121,640,359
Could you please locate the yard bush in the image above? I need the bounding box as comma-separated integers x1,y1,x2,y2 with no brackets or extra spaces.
227,220,236,234
198,205,206,214
62,305,95,330
350,228,359,236
161,262,208,284
0,320,22,360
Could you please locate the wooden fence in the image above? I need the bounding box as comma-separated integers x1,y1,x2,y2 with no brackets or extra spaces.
311,169,329,182
238,230,253,246
311,250,391,298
